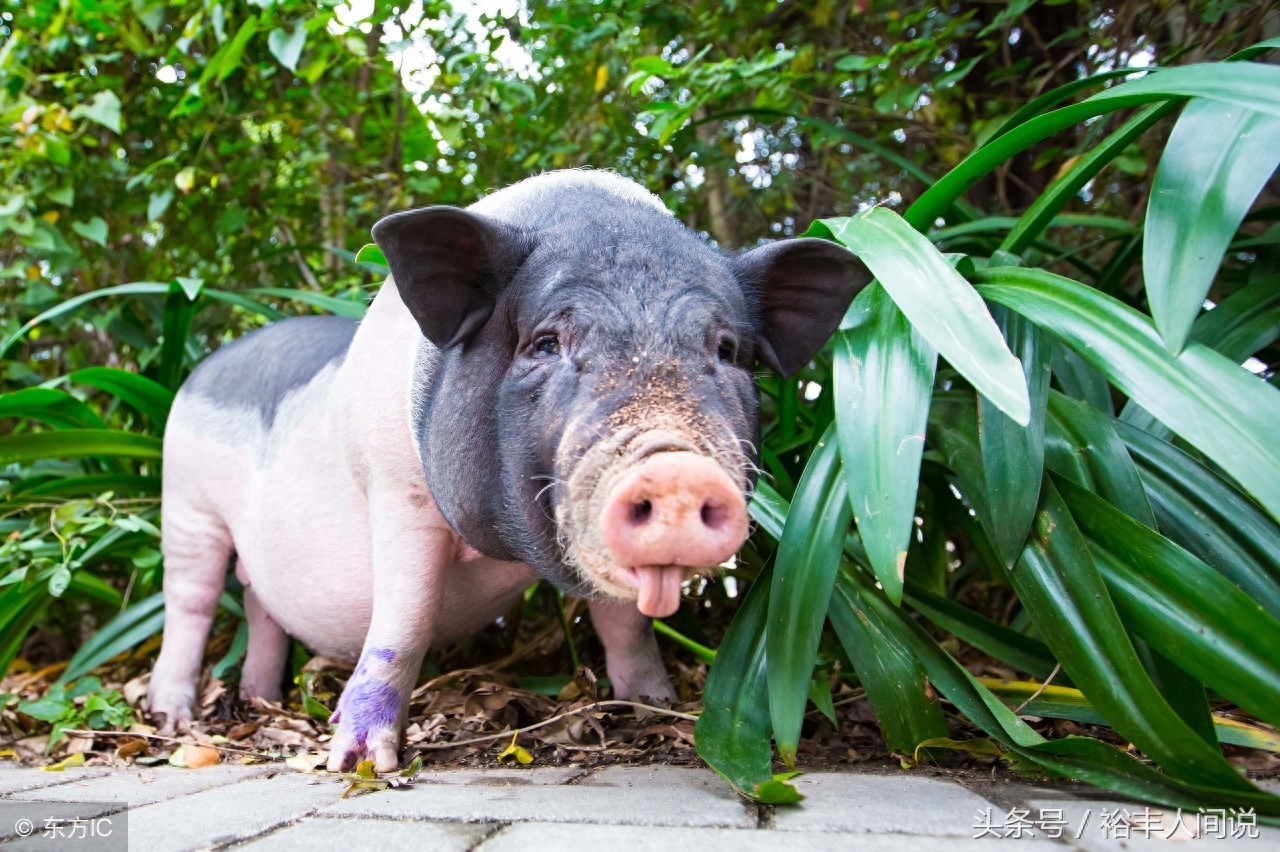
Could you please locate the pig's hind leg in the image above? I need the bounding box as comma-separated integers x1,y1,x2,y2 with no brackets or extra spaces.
237,579,289,702
147,508,233,728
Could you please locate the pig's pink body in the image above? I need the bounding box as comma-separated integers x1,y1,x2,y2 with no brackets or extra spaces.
158,283,536,664
150,282,557,757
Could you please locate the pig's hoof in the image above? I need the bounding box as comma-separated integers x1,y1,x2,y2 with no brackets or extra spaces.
326,726,400,774
145,689,196,733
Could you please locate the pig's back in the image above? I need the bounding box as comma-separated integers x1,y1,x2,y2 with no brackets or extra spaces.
180,315,358,427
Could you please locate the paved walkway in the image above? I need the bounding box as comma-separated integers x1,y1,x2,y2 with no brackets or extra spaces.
0,761,1276,850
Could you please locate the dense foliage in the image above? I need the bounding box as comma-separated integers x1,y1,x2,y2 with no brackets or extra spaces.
2,0,1279,815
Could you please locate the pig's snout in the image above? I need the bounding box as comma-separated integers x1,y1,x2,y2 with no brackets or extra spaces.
599,451,748,618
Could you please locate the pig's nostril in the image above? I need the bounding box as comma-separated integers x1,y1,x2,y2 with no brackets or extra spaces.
630,499,653,525
701,501,728,530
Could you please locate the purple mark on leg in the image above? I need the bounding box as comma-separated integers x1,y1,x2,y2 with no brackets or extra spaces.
331,647,404,768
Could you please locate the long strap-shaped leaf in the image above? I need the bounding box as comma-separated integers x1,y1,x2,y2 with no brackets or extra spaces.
1188,273,1280,363
1043,391,1155,527
816,209,1030,424
0,388,106,430
1116,420,1280,618
836,568,1280,815
765,427,850,766
828,572,947,755
978,306,1051,566
833,284,935,603
1012,480,1254,792
1057,476,1280,731
1145,102,1280,354
976,267,1280,526
1000,103,1178,256
693,565,801,804
978,678,1280,754
907,61,1280,230
58,592,166,684
0,429,162,465
67,367,175,428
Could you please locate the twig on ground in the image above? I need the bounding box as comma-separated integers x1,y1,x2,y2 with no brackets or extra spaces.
414,699,699,751
1013,663,1063,714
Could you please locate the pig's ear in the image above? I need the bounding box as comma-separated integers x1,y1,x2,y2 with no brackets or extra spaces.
734,238,872,377
372,206,531,349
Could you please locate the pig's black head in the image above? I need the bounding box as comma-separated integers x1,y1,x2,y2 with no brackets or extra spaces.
373,171,869,617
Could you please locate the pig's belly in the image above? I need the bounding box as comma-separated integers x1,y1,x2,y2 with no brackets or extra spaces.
174,422,535,654
209,434,537,662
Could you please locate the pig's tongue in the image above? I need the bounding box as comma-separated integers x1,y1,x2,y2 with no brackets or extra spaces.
633,566,683,618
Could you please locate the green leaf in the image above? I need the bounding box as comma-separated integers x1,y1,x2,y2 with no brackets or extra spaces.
268,21,307,73
1043,392,1155,527
0,282,170,358
752,776,805,805
247,288,367,319
1115,420,1280,620
0,388,106,430
694,567,792,801
630,55,674,77
977,678,1280,753
69,91,122,133
66,368,174,428
1057,476,1280,730
0,429,163,465
766,427,850,766
1011,480,1254,791
71,217,108,247
828,571,947,754
842,568,1280,813
217,18,260,81
1190,275,1280,363
976,267,1280,526
978,305,1051,566
907,61,1280,230
904,579,1057,680
984,69,1137,144
14,474,159,499
58,593,165,683
147,190,173,222
354,243,387,268
1049,341,1114,415
1000,103,1176,256
816,209,1030,425
833,284,935,603
1145,102,1280,353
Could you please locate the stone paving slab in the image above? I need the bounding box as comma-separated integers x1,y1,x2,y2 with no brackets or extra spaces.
771,772,1001,837
236,816,496,851
127,771,345,851
410,766,586,786
14,763,274,807
321,764,755,828
476,822,1064,850
0,765,109,796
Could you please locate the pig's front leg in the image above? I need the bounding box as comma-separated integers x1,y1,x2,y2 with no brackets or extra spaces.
327,492,451,773
588,598,677,704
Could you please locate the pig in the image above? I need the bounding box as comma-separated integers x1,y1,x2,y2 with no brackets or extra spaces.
146,170,869,772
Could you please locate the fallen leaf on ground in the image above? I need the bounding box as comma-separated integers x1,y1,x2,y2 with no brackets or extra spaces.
497,732,534,765
285,752,325,773
169,745,220,768
42,753,85,771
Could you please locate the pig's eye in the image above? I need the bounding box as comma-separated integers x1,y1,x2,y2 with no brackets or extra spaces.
533,333,562,357
716,334,738,364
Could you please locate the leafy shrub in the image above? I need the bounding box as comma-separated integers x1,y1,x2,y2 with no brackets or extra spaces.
695,42,1280,815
